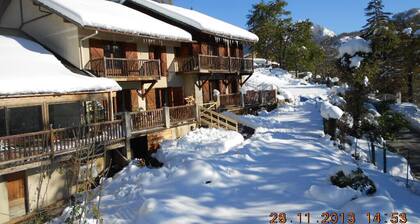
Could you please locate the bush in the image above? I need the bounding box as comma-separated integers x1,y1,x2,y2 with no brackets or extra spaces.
378,111,408,140
330,168,376,195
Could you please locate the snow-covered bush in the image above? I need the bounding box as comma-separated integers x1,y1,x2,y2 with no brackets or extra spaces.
330,168,376,195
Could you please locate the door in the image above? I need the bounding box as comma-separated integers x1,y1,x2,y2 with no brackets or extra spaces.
123,43,139,76
202,81,211,103
168,87,184,106
6,172,26,219
116,90,134,112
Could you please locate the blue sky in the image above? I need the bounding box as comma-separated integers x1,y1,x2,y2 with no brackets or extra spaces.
172,0,419,34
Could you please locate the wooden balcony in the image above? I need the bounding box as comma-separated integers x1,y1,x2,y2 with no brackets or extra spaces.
85,57,161,82
175,55,254,74
0,120,125,169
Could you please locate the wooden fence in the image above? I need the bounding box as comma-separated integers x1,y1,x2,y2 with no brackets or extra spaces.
244,90,277,106
220,93,241,107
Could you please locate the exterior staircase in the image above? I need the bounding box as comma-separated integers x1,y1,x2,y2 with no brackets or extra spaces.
198,105,239,132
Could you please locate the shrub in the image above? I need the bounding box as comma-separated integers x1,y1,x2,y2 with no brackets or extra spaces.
330,168,376,195
378,111,408,140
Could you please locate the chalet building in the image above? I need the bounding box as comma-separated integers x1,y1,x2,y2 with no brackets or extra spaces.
120,0,261,109
0,29,122,223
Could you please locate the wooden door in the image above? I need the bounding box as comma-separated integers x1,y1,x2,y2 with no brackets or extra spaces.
200,43,209,55
160,47,167,76
218,44,227,57
146,89,157,110
89,39,105,75
180,43,192,57
6,172,26,218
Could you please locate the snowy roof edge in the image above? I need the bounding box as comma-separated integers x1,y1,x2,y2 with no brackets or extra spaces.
126,0,259,43
35,0,193,42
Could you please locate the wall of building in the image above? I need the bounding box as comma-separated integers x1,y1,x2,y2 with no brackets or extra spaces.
182,74,203,105
0,0,82,68
0,177,10,223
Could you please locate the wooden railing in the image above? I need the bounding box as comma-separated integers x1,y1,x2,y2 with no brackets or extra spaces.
0,120,124,165
131,109,165,132
175,55,254,73
86,57,161,79
199,106,238,132
169,105,196,125
244,90,277,106
220,93,241,107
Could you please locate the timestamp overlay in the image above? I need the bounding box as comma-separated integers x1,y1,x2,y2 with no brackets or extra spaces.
269,211,409,224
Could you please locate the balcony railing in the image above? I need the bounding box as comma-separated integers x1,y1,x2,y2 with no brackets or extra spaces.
85,57,161,80
220,93,241,107
175,55,253,74
169,105,196,125
244,90,277,106
0,120,125,166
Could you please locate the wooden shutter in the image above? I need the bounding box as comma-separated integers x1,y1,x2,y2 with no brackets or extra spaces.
218,44,227,57
180,43,191,57
192,43,200,56
89,39,104,59
123,42,138,76
146,89,157,110
238,44,244,57
202,81,211,103
160,46,168,76
219,80,227,94
130,90,139,112
200,43,209,55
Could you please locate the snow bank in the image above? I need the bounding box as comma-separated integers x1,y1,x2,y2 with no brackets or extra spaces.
320,101,344,119
306,185,360,208
0,35,120,96
338,36,371,58
129,0,258,42
38,0,192,41
243,68,328,101
391,103,420,132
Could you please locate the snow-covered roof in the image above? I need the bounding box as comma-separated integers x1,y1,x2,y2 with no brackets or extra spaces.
36,0,192,42
127,0,259,42
0,35,121,97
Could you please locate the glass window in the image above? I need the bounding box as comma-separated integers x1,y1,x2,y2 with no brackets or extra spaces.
9,106,43,135
84,101,108,124
49,102,83,129
0,108,5,136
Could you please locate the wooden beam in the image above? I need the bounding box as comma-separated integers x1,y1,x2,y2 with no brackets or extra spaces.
241,73,254,86
141,81,157,98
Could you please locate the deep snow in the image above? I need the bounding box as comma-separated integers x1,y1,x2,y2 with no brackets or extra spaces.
53,69,420,224
0,35,120,96
38,0,192,41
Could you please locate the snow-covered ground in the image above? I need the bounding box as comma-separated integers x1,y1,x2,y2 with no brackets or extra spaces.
53,68,420,224
243,68,328,101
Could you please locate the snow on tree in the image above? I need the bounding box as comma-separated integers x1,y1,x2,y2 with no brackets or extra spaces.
361,0,392,38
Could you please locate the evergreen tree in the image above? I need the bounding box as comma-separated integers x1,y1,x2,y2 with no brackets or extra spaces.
361,0,392,38
247,0,291,64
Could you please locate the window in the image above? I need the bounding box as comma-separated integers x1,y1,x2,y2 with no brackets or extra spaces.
8,106,43,135
0,108,5,137
84,101,108,124
49,102,83,129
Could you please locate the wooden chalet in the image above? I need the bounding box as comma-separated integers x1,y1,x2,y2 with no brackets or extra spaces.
121,0,262,109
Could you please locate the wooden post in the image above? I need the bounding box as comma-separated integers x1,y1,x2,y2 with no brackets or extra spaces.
240,92,245,108
370,140,376,165
109,91,114,121
195,104,201,124
163,106,170,128
123,112,132,160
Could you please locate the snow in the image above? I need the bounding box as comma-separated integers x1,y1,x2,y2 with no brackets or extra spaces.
338,36,372,58
0,35,120,97
402,27,413,35
391,103,420,132
320,101,344,120
312,24,335,43
129,0,258,42
52,68,420,224
349,55,364,68
38,0,192,41
414,29,420,37
243,68,328,102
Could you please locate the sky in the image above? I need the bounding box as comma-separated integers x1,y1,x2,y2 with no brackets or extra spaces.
172,0,419,34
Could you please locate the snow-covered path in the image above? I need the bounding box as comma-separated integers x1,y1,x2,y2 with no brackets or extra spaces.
54,69,420,224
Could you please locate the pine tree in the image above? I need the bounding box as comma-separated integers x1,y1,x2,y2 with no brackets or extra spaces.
247,0,292,65
361,0,392,38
